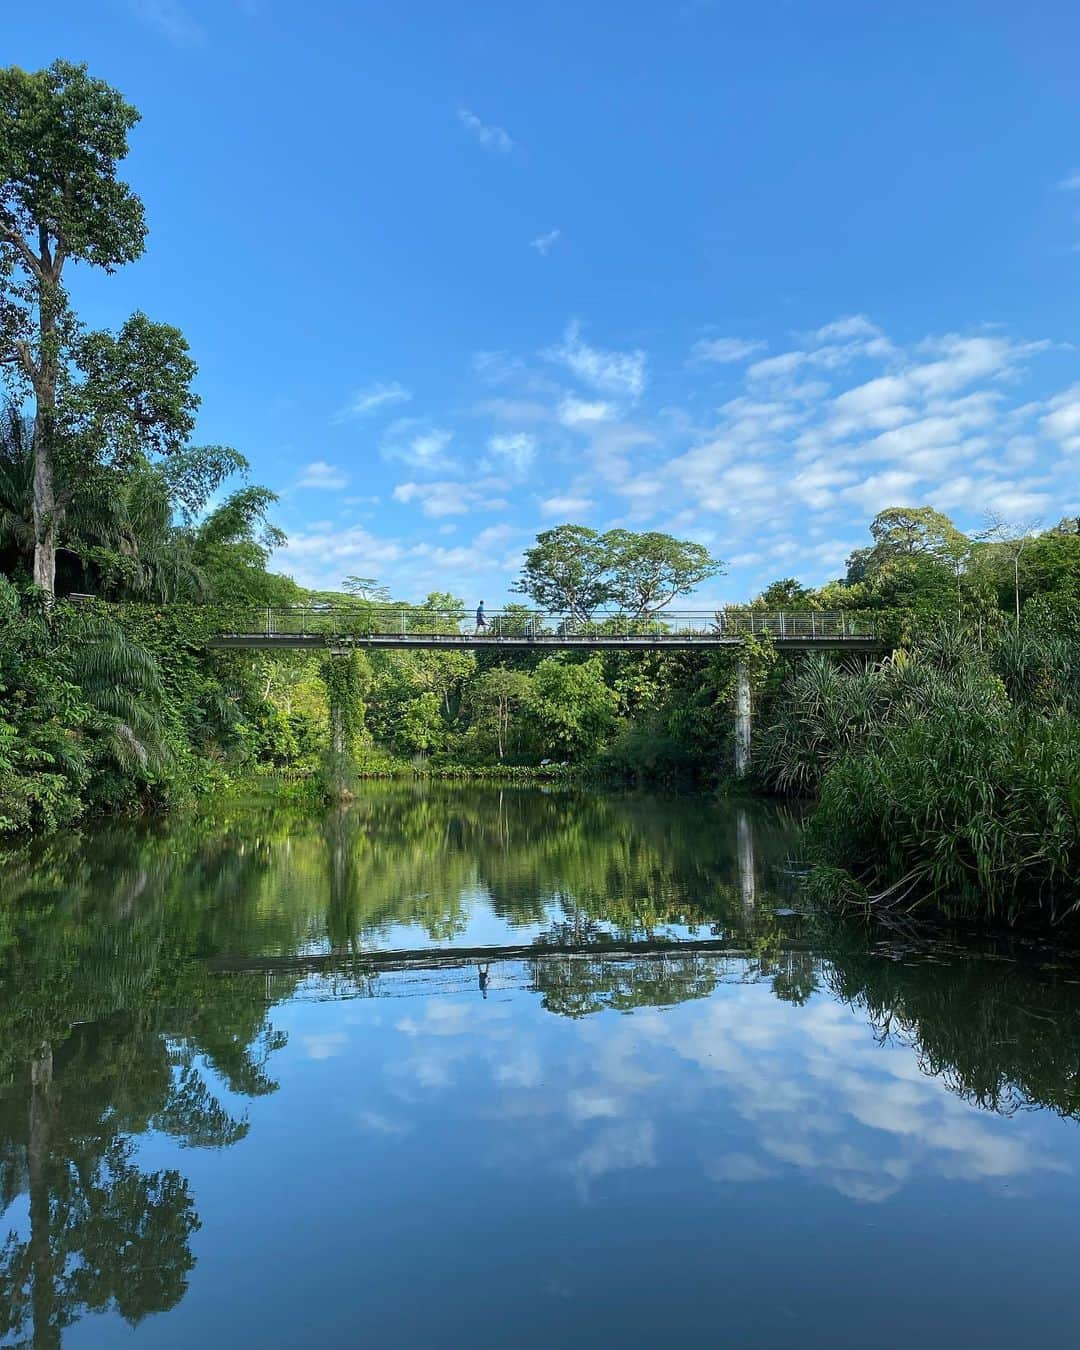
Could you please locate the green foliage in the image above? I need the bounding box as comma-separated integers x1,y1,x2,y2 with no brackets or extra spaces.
0,60,145,272
513,524,611,618
514,524,722,618
524,656,619,759
760,623,1080,924
808,701,1080,924
602,529,722,615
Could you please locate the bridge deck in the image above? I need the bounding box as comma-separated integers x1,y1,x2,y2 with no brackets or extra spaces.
210,632,881,651
206,607,883,652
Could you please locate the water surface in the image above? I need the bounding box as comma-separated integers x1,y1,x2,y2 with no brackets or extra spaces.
2,787,1080,1348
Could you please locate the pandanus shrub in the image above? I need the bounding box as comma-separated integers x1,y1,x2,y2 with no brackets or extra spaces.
807,702,1080,924
760,625,1080,923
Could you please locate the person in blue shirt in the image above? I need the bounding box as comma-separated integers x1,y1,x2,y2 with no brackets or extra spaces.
475,601,487,632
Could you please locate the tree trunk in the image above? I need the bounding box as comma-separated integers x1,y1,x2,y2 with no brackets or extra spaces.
29,1043,59,1350
31,253,62,597
330,697,345,759
31,415,58,595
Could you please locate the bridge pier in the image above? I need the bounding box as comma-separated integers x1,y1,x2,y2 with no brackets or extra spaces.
329,680,346,760
734,660,751,778
737,808,755,917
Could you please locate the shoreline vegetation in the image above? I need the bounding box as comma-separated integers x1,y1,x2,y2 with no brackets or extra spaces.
1,62,1078,931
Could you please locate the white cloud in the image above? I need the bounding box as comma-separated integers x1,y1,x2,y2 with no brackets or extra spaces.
691,337,767,364
1042,385,1080,452
297,460,348,490
842,470,922,513
457,107,514,153
472,351,526,384
530,228,561,255
803,314,883,343
541,493,594,517
381,419,455,470
558,396,618,427
393,479,509,519
487,432,536,472
336,381,411,421
299,1032,348,1061
479,396,553,424
545,320,647,400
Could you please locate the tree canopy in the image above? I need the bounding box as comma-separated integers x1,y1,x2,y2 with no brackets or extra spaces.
514,524,722,617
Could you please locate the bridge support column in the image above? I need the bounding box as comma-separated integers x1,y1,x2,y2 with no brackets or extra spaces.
734,660,751,778
737,808,755,918
329,681,346,760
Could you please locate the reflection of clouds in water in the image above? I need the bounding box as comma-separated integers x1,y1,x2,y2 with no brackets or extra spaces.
374,979,1069,1206
566,1088,622,1121
395,999,511,1039
494,1048,544,1089
390,996,514,1096
299,1031,350,1061
706,1152,776,1184
570,1121,657,1196
625,989,1071,1203
356,1108,412,1136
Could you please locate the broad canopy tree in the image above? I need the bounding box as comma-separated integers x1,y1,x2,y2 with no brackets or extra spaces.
514,524,722,619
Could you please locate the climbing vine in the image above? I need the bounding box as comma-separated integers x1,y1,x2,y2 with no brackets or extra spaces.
318,651,370,758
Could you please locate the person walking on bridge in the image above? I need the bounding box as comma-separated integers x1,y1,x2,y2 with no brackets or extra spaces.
475,601,487,633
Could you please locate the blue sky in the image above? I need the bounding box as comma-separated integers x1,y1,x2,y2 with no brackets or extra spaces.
9,1,1080,604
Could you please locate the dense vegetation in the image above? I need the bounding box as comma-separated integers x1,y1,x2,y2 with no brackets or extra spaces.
755,512,1080,926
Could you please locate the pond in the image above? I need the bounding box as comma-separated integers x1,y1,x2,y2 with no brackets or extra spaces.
2,786,1080,1348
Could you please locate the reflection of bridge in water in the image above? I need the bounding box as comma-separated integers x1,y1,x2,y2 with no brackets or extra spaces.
210,806,782,982
208,608,884,774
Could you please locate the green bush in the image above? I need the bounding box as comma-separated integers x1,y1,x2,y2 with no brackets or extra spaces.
807,702,1080,924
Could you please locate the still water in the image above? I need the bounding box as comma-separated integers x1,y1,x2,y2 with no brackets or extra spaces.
2,787,1080,1348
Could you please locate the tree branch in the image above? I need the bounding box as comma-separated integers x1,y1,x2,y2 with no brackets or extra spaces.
0,220,46,281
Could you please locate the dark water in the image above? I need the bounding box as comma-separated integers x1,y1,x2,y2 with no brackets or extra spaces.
2,788,1080,1349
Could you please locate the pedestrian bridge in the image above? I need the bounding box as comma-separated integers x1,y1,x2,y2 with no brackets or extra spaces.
207,607,882,652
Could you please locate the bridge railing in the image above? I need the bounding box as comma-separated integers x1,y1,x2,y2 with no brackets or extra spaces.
215,607,878,641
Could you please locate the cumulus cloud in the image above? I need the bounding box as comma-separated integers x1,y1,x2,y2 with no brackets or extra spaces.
602,318,1064,592
545,320,647,400
393,479,509,519
458,107,514,153
336,381,411,421
297,460,348,489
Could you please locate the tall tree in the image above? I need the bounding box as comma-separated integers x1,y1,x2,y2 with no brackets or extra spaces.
0,61,198,594
513,524,611,619
981,510,1042,632
604,530,722,616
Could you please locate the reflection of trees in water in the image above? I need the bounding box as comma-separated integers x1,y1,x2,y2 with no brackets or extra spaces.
0,844,290,1348
824,944,1080,1120
529,949,724,1018
3,786,1079,1345
315,787,803,945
